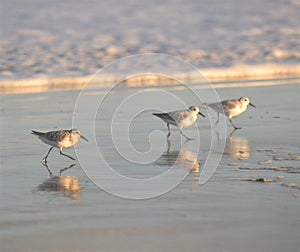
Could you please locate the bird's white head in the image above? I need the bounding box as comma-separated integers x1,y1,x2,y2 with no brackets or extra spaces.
70,129,88,142
238,97,256,108
189,106,205,117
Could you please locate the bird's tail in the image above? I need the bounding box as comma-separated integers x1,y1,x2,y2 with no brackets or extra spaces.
152,112,175,122
31,130,44,136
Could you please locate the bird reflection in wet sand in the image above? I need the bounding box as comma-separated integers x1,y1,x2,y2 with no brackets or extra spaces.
155,140,200,173
36,163,81,199
224,130,249,160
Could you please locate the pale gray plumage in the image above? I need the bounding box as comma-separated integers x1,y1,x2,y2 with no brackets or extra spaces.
204,97,255,129
153,106,205,140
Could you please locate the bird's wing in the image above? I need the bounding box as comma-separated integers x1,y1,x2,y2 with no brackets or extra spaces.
205,100,238,114
44,130,69,142
170,110,190,122
205,102,224,113
221,100,238,112
31,130,45,137
153,112,177,125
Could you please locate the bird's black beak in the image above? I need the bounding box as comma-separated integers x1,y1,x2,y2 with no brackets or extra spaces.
80,135,88,142
198,112,206,117
249,102,256,108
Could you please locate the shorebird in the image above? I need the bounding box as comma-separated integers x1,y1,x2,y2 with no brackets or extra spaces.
203,96,256,129
152,106,205,140
31,129,88,162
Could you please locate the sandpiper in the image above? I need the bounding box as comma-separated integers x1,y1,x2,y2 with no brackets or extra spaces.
31,129,88,162
152,106,205,140
204,96,256,129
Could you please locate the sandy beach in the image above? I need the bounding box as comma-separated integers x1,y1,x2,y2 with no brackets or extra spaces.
1,0,300,251
1,80,299,252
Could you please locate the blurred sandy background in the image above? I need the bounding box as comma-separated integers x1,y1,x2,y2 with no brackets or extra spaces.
1,0,299,81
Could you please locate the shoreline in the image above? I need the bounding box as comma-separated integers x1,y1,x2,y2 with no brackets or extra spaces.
1,64,299,94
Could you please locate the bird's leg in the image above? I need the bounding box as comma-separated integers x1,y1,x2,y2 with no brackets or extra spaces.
215,112,220,125
59,164,76,176
167,123,171,138
215,130,220,144
180,129,194,141
229,118,241,130
166,138,171,154
41,162,53,176
229,128,238,138
42,147,54,163
59,148,76,160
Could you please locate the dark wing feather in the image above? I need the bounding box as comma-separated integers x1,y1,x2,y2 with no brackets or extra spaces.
31,130,45,137
44,130,69,142
153,113,175,121
152,112,177,125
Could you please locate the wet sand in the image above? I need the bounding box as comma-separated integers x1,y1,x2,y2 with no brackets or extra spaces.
0,81,299,252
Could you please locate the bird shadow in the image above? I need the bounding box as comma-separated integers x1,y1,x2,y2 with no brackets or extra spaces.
35,163,81,199
215,129,250,159
155,139,200,173
225,134,249,160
